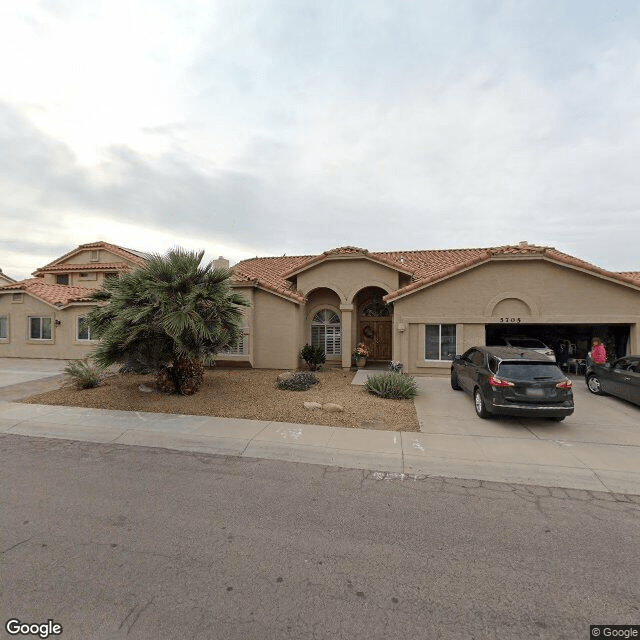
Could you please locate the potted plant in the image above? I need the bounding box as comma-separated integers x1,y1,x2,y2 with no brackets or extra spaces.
353,342,369,368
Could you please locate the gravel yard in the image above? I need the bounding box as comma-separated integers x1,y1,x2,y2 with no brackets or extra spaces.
22,368,420,431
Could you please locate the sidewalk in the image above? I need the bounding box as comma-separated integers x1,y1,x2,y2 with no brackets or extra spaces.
1,385,639,495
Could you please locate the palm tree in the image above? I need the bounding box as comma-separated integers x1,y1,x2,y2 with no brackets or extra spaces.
86,248,249,395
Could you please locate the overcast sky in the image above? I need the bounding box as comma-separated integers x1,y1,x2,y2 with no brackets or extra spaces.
1,0,639,280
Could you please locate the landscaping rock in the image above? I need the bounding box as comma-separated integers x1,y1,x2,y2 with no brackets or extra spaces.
322,403,344,412
277,372,295,382
304,402,322,410
138,384,155,393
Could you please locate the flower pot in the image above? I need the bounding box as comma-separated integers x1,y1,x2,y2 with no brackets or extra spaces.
356,357,367,368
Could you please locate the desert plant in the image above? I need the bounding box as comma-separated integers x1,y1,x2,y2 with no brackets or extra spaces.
63,359,106,389
299,344,326,371
365,372,418,399
85,248,249,395
277,371,319,391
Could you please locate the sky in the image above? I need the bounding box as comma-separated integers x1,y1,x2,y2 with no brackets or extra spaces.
1,0,640,280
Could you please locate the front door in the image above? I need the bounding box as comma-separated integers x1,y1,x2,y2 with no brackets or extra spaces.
360,318,392,361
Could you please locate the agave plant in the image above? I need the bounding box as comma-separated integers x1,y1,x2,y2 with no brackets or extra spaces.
85,248,249,395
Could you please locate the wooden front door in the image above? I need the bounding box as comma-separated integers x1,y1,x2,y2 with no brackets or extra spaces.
360,318,392,361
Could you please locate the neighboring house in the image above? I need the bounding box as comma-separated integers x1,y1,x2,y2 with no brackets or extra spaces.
2,240,639,370
0,242,150,359
0,269,16,285
222,242,640,373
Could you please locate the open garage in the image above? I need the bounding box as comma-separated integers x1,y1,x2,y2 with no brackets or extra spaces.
486,323,632,363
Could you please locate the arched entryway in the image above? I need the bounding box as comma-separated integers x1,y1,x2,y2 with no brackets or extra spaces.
355,287,392,362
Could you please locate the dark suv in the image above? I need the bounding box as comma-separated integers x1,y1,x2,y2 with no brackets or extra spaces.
451,347,574,420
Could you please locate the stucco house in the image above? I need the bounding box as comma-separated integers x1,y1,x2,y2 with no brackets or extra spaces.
0,242,150,359
222,242,640,374
2,241,639,373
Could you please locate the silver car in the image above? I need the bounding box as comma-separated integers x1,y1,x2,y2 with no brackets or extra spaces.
503,337,556,361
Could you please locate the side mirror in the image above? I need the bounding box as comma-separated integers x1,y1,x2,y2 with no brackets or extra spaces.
605,363,612,369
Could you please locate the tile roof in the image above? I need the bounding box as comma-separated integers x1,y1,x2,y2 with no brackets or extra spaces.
35,241,149,274
231,243,640,303
35,262,132,273
282,246,414,278
0,279,96,307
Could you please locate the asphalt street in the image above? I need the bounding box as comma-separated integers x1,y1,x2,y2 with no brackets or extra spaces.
1,434,639,640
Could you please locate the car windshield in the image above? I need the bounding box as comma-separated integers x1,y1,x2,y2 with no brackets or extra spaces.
507,339,546,348
497,362,563,381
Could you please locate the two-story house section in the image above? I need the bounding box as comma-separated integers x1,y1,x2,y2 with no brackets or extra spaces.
0,242,151,359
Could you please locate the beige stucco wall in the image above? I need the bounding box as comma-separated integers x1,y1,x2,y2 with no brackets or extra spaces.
296,258,399,303
251,289,300,369
0,293,98,359
41,249,137,288
394,259,640,374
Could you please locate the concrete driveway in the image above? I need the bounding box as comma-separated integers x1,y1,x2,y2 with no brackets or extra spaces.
0,358,66,400
412,374,640,494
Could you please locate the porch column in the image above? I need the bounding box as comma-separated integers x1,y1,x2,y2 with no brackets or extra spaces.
340,304,353,369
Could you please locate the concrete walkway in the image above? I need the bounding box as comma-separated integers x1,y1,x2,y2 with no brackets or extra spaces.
0,360,639,496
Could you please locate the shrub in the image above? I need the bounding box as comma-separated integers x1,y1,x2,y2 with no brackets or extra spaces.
365,372,418,399
63,359,106,390
388,360,403,373
278,371,319,391
299,344,326,371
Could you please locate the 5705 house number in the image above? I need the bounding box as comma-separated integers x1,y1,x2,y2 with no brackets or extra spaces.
499,317,522,323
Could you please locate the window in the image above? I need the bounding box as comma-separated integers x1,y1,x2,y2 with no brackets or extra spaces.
77,316,93,341
78,272,97,281
56,274,69,285
12,293,23,303
0,316,7,339
311,310,341,356
90,250,99,261
29,316,52,340
219,331,247,355
425,324,456,360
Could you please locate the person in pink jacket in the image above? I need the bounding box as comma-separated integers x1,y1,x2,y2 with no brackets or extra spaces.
591,338,607,364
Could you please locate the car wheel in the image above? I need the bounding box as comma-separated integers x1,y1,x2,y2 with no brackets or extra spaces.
450,371,461,390
587,375,603,395
474,388,490,419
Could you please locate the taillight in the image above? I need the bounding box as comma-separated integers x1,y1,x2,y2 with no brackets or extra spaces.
488,376,515,388
556,379,572,389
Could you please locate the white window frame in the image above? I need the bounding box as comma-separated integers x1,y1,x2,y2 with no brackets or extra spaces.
424,324,457,361
76,316,94,341
0,315,8,340
311,310,342,357
29,316,53,341
218,330,248,356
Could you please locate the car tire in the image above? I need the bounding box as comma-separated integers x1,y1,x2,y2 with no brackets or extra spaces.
450,371,461,390
548,416,565,422
587,375,603,395
474,388,490,419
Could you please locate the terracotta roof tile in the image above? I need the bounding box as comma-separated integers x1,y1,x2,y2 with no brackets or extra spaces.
35,262,132,273
0,279,97,306
231,244,640,303
37,241,149,273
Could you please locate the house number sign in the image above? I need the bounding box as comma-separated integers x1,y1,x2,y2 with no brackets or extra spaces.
499,317,522,323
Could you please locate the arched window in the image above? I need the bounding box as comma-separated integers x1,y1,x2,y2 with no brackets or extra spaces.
311,310,341,356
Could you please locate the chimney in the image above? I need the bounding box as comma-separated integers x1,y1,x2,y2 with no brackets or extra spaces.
213,256,230,270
